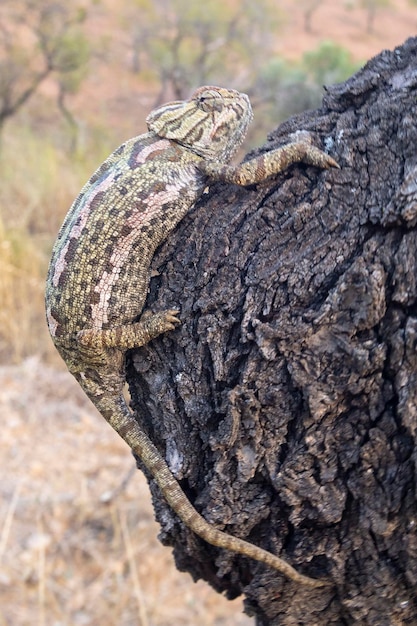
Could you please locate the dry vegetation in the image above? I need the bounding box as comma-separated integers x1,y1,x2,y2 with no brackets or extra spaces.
0,357,252,625
1,0,416,623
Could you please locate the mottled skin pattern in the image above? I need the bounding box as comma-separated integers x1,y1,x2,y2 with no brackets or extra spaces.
45,86,339,587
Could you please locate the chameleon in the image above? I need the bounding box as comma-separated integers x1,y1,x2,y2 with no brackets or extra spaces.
45,85,339,588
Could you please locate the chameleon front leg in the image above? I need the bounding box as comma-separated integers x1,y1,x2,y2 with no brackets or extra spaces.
77,309,180,350
199,140,339,186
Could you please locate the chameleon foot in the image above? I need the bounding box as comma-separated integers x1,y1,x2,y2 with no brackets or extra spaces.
77,309,181,351
298,142,340,169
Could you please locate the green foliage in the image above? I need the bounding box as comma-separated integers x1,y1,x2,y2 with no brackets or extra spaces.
301,40,362,85
254,61,315,138
360,0,390,8
0,0,90,133
253,41,362,134
126,0,284,99
56,32,90,94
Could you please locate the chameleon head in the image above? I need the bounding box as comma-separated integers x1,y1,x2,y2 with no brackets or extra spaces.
146,86,254,162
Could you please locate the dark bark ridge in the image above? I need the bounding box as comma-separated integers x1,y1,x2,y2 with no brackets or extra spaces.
128,37,417,625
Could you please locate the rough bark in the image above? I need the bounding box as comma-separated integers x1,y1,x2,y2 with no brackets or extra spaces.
128,37,417,625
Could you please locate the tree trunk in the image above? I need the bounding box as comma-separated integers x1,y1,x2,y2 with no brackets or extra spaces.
127,37,417,624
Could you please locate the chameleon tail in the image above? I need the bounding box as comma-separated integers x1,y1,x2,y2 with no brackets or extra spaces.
96,393,328,588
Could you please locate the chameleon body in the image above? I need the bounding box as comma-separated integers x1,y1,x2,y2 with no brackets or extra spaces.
45,86,338,587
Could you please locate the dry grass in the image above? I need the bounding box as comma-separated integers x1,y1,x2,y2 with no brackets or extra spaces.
0,218,46,361
0,123,112,364
0,358,252,626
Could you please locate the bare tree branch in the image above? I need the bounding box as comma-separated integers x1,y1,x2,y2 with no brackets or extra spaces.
0,0,88,133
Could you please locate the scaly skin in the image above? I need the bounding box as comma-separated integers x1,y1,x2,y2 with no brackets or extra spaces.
45,86,339,587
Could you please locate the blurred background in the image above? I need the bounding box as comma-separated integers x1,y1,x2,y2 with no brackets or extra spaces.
0,0,415,624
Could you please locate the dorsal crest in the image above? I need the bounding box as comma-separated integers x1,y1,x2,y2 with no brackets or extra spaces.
146,86,253,161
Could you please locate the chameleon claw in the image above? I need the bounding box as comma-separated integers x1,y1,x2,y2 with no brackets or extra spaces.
301,144,340,170
164,309,181,329
323,155,340,169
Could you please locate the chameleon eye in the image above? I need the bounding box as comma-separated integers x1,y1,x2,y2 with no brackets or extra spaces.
196,90,223,113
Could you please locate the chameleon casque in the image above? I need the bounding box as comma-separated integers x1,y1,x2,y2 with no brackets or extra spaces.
45,86,339,588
